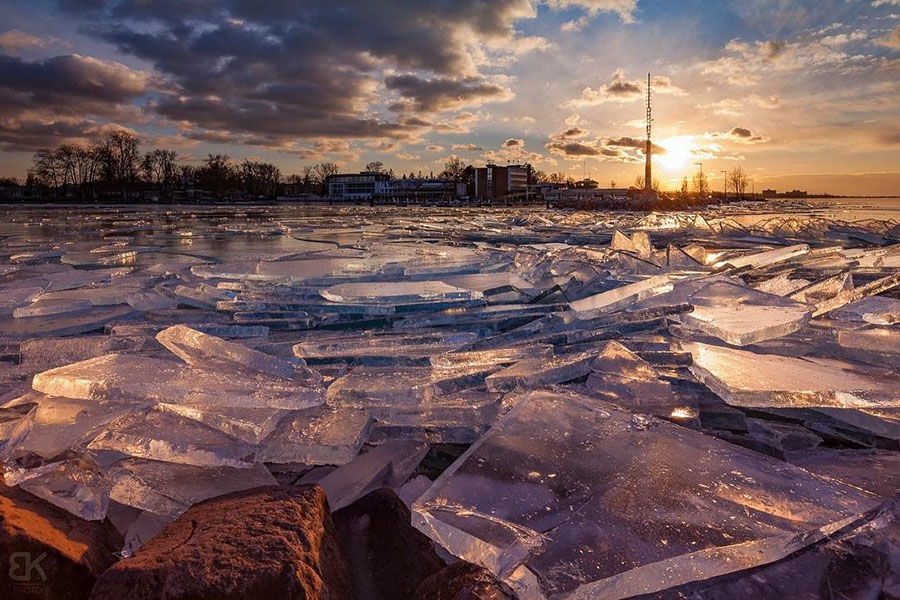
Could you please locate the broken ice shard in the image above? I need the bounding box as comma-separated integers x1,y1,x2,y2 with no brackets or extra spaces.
18,454,111,520
321,280,481,304
831,295,900,325
108,458,277,520
585,341,682,416
412,389,879,598
669,279,812,346
326,365,496,408
16,395,144,458
484,350,597,392
156,403,287,444
315,440,429,511
684,342,900,409
569,275,672,314
157,324,315,381
257,405,372,465
88,408,256,468
715,243,810,270
31,354,325,410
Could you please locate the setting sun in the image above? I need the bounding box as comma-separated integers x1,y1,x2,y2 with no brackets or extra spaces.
657,136,696,171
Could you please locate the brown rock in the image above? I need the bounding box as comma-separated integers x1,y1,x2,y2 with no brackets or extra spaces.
0,481,122,600
333,488,445,600
90,484,352,600
412,562,518,600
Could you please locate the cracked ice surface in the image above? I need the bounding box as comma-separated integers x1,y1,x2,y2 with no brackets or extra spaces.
0,203,898,583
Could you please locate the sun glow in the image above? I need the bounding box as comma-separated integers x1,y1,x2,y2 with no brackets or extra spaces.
657,136,696,171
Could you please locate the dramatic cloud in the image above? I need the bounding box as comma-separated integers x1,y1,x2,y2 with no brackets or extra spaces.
503,138,525,148
43,0,542,151
0,52,150,150
569,69,684,106
384,75,514,114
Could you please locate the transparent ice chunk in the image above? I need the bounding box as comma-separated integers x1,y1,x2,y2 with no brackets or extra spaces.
685,342,900,409
88,408,257,468
413,389,879,598
569,275,673,314
108,458,277,520
316,440,429,511
257,405,372,465
32,354,325,410
321,280,482,304
670,280,812,346
19,454,111,520
485,350,597,392
157,325,315,381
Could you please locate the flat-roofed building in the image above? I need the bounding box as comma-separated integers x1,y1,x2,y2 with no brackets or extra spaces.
327,171,391,201
473,164,528,201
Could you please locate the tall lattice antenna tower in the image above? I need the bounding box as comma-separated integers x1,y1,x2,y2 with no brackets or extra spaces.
644,72,652,192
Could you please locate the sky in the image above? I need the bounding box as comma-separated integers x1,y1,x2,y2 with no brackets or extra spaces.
0,0,899,195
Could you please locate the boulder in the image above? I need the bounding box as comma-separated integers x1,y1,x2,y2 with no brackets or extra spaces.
333,488,445,600
412,562,518,600
0,481,122,600
90,484,352,600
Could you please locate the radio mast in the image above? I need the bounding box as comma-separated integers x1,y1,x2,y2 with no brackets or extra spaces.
645,72,652,193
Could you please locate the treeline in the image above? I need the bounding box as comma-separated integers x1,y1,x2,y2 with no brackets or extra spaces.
21,131,345,200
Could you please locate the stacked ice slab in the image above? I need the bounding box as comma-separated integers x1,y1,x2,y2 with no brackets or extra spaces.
1,203,899,594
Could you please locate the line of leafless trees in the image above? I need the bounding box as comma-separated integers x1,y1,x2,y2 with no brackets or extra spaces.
24,131,344,200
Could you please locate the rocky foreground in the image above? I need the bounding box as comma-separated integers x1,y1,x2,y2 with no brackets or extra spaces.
0,204,899,598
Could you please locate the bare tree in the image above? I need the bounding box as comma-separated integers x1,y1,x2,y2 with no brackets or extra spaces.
364,161,384,172
313,162,340,184
32,148,64,192
95,130,141,197
728,165,750,198
679,176,689,199
440,157,467,182
692,171,709,197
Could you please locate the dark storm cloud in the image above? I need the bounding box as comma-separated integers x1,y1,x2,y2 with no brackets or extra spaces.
52,0,535,146
384,75,513,114
0,52,148,150
0,52,147,110
545,141,603,156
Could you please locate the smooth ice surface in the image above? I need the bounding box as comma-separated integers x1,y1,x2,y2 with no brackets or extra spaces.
156,403,287,444
327,365,497,408
108,458,277,520
88,408,257,468
484,351,597,392
321,280,481,303
832,295,900,325
685,342,900,409
670,280,812,345
413,389,879,598
716,244,810,270
569,276,673,314
157,324,312,380
31,354,325,410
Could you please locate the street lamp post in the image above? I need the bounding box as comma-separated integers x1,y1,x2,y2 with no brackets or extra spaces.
721,170,727,202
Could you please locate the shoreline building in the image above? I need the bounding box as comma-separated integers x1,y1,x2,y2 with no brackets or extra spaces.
326,171,391,201
471,164,528,202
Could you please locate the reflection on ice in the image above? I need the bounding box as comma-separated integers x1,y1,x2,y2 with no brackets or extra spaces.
0,203,897,590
